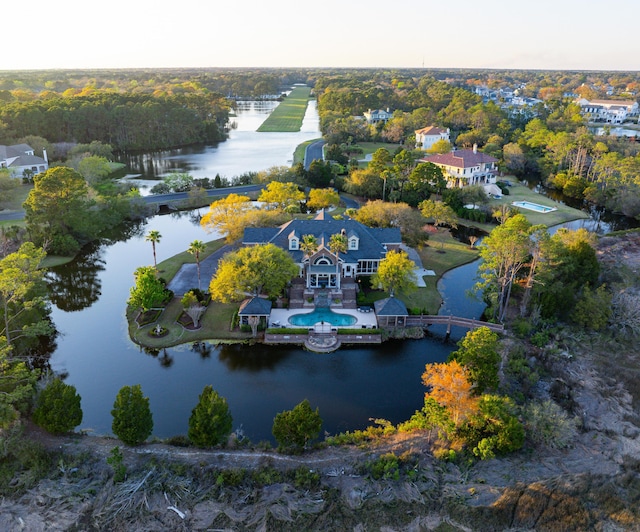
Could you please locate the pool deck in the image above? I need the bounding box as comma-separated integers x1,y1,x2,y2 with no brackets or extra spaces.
511,201,557,213
269,307,378,329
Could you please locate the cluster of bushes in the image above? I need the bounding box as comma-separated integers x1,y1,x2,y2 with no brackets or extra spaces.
456,206,490,223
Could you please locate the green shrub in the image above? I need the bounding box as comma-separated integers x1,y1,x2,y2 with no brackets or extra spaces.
106,446,127,482
188,385,233,448
511,318,533,338
268,328,308,334
216,468,246,487
530,330,550,348
293,467,321,489
252,466,282,486
0,429,53,496
366,452,400,480
337,328,380,334
165,435,191,447
272,399,322,453
111,384,153,446
32,378,83,435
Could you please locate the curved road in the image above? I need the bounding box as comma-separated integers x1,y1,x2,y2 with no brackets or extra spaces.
304,140,325,170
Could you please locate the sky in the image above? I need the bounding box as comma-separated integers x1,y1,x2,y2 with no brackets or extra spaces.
4,0,640,71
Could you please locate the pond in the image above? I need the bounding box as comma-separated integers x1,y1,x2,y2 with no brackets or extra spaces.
115,100,321,195
48,210,462,443
48,101,472,444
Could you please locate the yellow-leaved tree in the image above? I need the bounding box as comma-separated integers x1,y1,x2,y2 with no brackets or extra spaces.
209,244,298,303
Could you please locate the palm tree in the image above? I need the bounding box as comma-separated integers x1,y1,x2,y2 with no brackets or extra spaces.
188,239,206,290
145,230,162,268
300,234,318,259
328,233,347,289
299,234,318,288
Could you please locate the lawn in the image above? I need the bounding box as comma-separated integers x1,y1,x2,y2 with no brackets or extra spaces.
257,86,312,132
129,297,252,348
129,237,253,347
400,230,480,314
1,183,31,212
469,177,589,231
357,229,479,315
357,142,402,157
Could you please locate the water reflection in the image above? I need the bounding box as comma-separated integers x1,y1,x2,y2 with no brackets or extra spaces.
217,343,293,372
47,244,105,312
114,100,320,193
143,347,174,368
191,341,213,359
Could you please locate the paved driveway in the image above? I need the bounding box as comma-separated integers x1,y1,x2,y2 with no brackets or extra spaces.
167,243,237,296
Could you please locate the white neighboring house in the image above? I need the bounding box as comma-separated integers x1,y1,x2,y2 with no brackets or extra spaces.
420,145,499,192
363,108,392,124
0,144,49,178
415,126,450,150
576,98,639,124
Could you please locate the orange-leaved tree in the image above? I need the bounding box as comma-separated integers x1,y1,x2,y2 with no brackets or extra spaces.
421,360,480,427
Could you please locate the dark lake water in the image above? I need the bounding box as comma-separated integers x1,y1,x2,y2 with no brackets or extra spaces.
48,211,464,443
48,101,475,443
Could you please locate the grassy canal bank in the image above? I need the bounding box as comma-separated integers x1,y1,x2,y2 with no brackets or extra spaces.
257,86,312,132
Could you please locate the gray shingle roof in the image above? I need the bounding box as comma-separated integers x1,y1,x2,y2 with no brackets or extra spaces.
243,217,401,263
374,297,408,316
238,297,272,316
0,144,46,169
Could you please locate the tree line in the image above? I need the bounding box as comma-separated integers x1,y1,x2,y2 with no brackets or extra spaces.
0,92,230,152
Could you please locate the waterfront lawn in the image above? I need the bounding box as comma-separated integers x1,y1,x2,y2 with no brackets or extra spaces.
129,297,252,348
1,183,31,212
356,229,478,316
155,239,226,280
399,230,480,314
468,177,589,231
357,142,402,157
421,230,480,276
257,86,312,132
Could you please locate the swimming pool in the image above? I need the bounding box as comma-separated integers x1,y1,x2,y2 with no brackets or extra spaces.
288,307,357,327
512,201,557,213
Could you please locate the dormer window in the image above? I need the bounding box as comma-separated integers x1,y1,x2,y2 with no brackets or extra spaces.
289,237,299,250
347,230,359,250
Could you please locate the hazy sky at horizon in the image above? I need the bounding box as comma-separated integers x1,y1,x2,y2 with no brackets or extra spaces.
4,0,639,71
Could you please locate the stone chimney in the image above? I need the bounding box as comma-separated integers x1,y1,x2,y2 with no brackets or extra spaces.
473,143,478,154
42,148,48,163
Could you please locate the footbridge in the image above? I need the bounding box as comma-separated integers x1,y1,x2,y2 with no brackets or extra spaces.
405,315,504,337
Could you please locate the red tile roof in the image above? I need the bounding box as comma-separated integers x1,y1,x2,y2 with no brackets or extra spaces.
415,126,448,136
